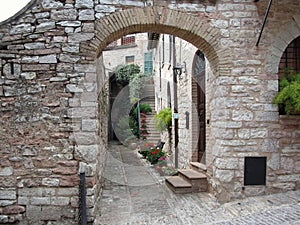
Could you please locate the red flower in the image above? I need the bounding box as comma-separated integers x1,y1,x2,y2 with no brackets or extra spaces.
151,149,159,155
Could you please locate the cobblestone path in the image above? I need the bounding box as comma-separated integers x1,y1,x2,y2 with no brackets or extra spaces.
94,142,300,225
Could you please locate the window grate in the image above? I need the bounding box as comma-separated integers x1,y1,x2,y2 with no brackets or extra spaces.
279,36,300,77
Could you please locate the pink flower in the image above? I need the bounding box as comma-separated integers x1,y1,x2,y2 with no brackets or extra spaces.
158,156,167,161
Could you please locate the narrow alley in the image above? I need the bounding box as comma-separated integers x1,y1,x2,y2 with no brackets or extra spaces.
94,142,300,225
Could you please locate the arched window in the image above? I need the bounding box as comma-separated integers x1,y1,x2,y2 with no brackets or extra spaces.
167,82,171,108
278,36,300,77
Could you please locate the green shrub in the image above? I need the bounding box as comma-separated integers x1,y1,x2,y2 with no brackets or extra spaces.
134,103,152,116
115,64,140,84
146,146,166,164
154,108,172,132
273,72,300,115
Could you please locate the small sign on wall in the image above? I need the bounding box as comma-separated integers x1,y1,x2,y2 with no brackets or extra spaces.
173,113,179,119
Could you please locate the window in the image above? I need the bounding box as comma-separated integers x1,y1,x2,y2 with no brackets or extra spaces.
125,56,134,64
162,35,165,64
121,35,135,46
279,36,300,77
169,35,173,64
144,52,153,74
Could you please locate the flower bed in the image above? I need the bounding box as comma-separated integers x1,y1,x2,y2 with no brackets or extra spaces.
137,141,177,176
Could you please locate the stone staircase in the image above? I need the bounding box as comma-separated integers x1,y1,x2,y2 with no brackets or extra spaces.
140,80,161,144
165,162,208,194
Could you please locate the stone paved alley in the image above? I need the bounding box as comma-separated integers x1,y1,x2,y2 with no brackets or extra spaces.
94,143,300,225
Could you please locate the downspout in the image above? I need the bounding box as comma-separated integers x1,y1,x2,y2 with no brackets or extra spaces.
256,0,273,46
172,36,179,169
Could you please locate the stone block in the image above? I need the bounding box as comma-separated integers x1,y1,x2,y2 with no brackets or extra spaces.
0,190,16,200
18,196,29,205
75,145,98,162
66,84,84,93
68,33,94,42
71,132,98,145
232,110,253,121
0,215,8,224
31,197,51,205
0,167,13,176
268,153,280,170
21,72,36,80
36,21,56,32
95,5,116,13
60,175,79,187
215,157,239,170
27,206,61,221
2,205,26,214
50,197,70,206
250,128,268,138
70,196,79,207
214,169,234,183
255,111,279,122
67,107,96,119
57,188,79,196
9,23,33,35
0,200,16,207
52,166,77,175
79,9,95,20
75,0,94,8
42,178,60,187
82,119,97,131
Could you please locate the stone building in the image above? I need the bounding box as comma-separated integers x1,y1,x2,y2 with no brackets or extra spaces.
0,0,299,224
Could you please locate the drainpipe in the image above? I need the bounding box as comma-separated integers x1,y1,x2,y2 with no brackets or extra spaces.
172,36,179,169
256,0,273,46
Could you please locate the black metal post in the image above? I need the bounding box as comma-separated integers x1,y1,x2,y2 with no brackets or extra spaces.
172,36,179,169
256,0,273,46
79,172,87,225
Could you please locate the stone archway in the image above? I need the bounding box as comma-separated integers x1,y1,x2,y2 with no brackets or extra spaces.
265,15,300,75
80,6,230,76
82,5,233,190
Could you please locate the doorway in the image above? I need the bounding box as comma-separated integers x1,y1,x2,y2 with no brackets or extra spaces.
193,50,206,163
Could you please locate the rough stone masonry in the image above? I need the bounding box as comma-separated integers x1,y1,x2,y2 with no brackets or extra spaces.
0,0,299,224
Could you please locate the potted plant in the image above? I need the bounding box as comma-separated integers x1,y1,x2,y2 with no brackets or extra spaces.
273,71,300,115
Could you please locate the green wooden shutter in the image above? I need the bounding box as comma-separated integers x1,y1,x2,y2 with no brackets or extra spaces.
144,52,153,74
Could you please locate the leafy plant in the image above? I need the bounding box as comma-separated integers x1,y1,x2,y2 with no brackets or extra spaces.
273,71,300,115
138,142,155,158
115,64,140,84
129,73,146,101
134,103,152,117
146,146,166,164
154,108,172,132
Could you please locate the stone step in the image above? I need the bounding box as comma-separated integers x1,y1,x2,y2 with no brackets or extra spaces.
178,169,208,192
190,162,207,172
179,169,207,180
165,176,192,194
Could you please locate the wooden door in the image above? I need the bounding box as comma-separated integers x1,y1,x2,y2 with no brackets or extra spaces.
194,50,206,163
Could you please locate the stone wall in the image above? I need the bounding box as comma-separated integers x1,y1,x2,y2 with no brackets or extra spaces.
269,116,300,191
0,0,299,223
